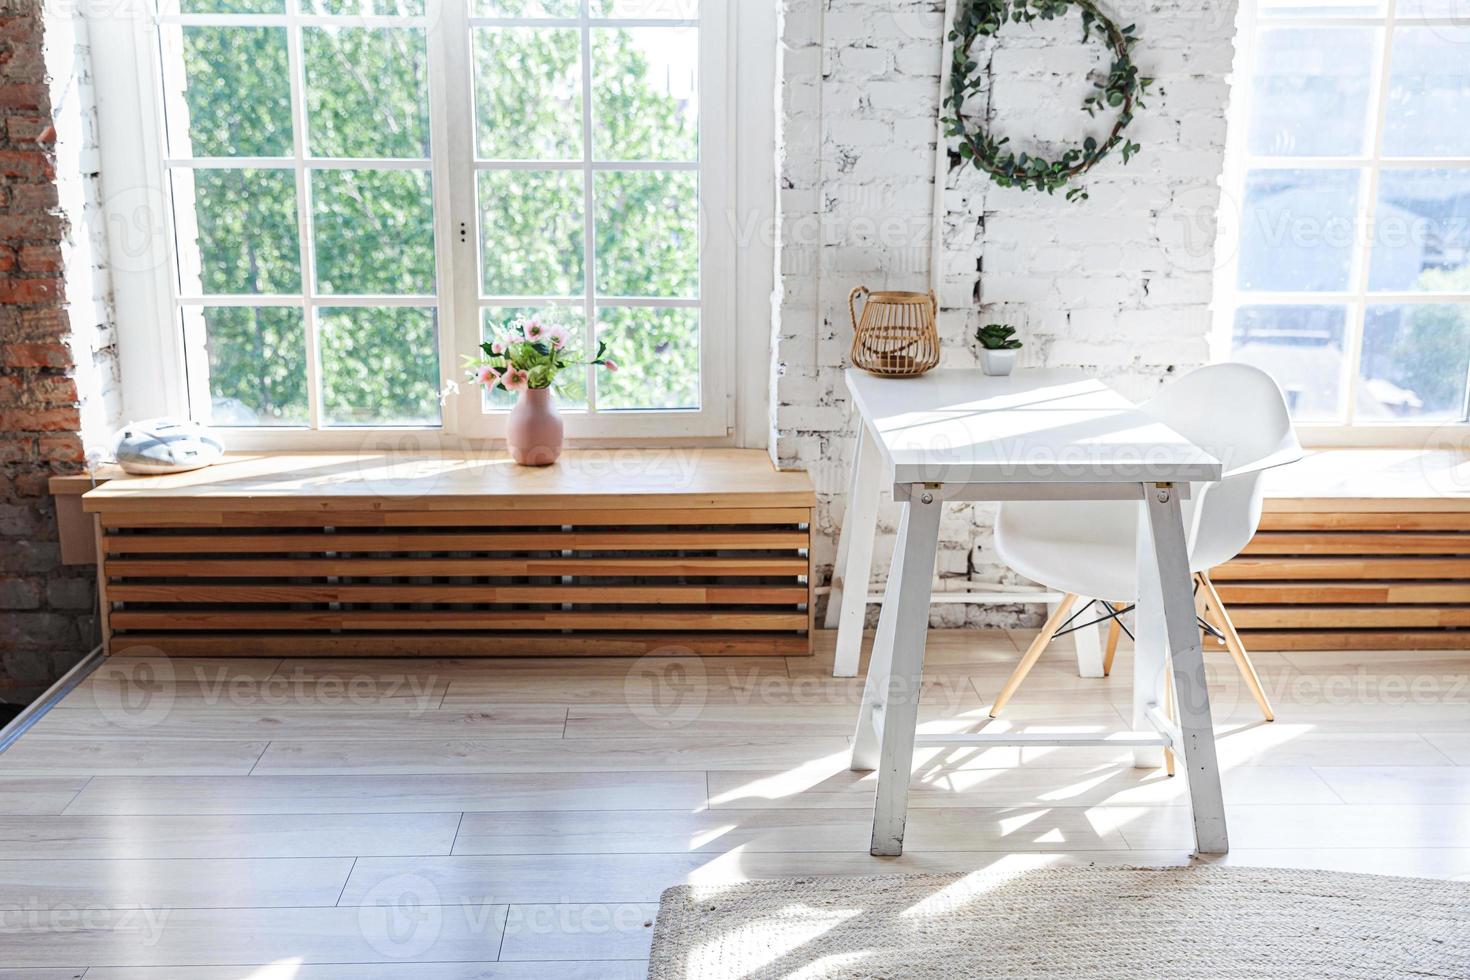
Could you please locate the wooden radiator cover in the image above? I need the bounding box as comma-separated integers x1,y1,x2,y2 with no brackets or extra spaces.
83,450,815,658
1213,473,1470,651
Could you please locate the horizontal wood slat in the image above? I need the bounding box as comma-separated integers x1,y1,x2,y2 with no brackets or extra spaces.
100,507,813,529
1242,533,1470,555
1229,606,1470,629
103,530,809,555
1257,512,1470,531
105,584,810,606
1213,581,1470,605
108,632,812,657
1212,557,1470,581
103,557,810,578
1216,496,1470,652
89,451,816,659
108,609,810,632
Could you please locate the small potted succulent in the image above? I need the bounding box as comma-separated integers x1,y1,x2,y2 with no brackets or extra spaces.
464,314,616,466
976,324,1022,377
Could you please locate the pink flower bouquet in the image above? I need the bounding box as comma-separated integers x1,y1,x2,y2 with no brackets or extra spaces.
464,314,615,393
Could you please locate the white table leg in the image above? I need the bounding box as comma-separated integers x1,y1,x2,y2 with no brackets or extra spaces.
849,522,905,773
867,489,942,857
1142,483,1229,855
828,423,882,677
1069,600,1106,678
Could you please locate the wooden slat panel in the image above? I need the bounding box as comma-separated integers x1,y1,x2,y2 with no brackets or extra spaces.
103,530,808,555
1258,512,1470,532
104,556,811,578
1213,557,1470,581
80,450,818,512
106,584,810,605
108,632,810,657
1230,606,1470,629
1214,581,1470,605
1234,630,1470,651
1242,532,1470,555
101,507,813,529
110,610,810,632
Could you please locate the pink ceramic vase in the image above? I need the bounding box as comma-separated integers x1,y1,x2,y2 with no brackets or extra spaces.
506,387,564,466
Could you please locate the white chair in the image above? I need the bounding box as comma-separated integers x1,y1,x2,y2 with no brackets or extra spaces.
988,363,1301,724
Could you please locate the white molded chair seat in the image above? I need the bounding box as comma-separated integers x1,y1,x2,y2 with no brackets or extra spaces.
990,363,1301,724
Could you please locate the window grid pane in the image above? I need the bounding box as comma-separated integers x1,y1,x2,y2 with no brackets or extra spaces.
161,6,440,430
474,2,702,417
1226,2,1470,426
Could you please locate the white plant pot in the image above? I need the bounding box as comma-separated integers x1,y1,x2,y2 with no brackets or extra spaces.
980,349,1018,376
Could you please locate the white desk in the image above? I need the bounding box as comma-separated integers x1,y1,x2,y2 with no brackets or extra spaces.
833,368,1230,856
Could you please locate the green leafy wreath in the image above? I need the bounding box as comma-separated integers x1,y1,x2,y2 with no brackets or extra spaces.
945,0,1152,202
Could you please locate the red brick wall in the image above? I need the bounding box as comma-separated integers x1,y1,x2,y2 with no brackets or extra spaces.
0,2,96,705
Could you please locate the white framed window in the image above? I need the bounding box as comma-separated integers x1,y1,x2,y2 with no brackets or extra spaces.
1215,0,1470,445
93,0,753,447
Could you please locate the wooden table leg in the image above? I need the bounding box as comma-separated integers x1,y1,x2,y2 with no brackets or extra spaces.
1141,483,1228,855
850,518,906,773
828,423,882,678
867,488,942,857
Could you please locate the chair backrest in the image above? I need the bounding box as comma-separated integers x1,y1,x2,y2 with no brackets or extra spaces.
1141,363,1298,571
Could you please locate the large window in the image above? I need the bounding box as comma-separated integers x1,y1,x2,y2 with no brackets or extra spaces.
1218,0,1470,437
121,0,734,442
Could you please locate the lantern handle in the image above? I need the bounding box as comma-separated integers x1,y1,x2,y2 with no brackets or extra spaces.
848,285,869,334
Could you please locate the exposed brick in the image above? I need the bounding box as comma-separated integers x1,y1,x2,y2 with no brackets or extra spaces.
4,113,47,143
39,432,85,464
0,149,50,179
16,243,60,273
0,277,60,304
0,539,60,575
0,579,41,610
0,406,82,432
45,577,93,611
8,181,58,212
0,81,43,110
2,341,70,368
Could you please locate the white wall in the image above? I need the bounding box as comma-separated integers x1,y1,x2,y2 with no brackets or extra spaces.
774,0,1241,625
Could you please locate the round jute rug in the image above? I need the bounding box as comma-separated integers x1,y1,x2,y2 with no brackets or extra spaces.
648,865,1469,979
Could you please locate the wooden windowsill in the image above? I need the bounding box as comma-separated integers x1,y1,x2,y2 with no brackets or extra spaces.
75,449,814,514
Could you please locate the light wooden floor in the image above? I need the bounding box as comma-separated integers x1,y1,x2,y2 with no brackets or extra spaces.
1,629,1468,976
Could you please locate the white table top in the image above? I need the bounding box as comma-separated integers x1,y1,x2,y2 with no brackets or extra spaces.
846,368,1223,487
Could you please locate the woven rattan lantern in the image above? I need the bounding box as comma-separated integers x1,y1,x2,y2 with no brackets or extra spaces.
848,286,940,378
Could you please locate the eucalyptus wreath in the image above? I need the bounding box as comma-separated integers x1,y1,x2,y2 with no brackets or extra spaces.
945,0,1152,202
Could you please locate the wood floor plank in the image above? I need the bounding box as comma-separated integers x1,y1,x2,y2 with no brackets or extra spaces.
65,771,708,816
452,807,1130,855
72,657,445,707
1313,766,1470,804
0,738,269,775
0,777,90,814
563,701,1126,739
29,706,569,741
0,812,460,859
1115,804,1470,850
0,626,1462,969
499,903,657,962
252,737,853,774
342,853,711,906
0,905,507,969
0,857,353,909
1423,733,1470,765
705,764,1343,810
83,965,647,980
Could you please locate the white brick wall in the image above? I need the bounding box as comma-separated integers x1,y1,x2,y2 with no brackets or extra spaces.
774,0,1240,626
43,6,121,458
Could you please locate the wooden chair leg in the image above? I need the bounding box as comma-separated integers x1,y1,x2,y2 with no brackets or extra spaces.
1102,603,1123,677
990,592,1079,718
1197,572,1275,722
1163,654,1176,777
